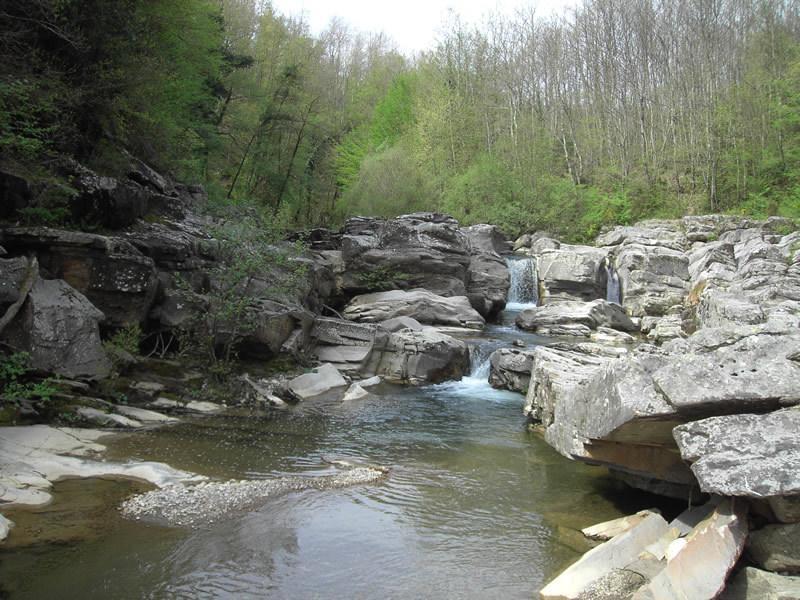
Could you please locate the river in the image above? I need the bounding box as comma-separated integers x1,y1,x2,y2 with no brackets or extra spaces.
0,260,660,599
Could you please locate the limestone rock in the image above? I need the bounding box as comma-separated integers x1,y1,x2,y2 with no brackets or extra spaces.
748,523,800,573
0,425,200,509
489,347,537,393
674,407,800,498
536,245,608,303
344,289,485,329
723,567,800,600
615,244,690,317
115,405,178,423
343,383,369,401
77,407,142,428
3,278,111,379
379,316,424,332
516,300,636,336
287,363,348,400
540,512,670,600
582,510,663,541
633,500,748,600
366,329,470,385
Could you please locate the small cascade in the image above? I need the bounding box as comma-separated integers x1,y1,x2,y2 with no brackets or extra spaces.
506,257,538,310
469,344,493,380
606,262,621,304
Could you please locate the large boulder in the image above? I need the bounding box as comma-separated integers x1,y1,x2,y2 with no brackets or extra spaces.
536,245,608,303
341,213,472,297
0,227,158,327
465,252,509,318
724,567,800,600
364,329,470,385
286,363,348,400
614,244,690,317
674,407,800,500
343,289,485,329
2,278,111,379
489,347,537,393
515,299,636,337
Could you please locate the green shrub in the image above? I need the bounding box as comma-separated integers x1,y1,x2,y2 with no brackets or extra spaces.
0,352,56,403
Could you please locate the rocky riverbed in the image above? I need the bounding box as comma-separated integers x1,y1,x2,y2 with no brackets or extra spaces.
1,157,799,598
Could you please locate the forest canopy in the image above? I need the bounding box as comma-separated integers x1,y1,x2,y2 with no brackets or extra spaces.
1,0,799,240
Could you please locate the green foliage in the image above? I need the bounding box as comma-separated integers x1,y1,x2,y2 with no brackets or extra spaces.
104,323,143,356
0,352,56,404
338,143,432,218
356,266,410,292
175,198,307,376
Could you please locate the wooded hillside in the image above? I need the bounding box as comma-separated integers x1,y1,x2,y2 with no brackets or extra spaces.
2,0,799,239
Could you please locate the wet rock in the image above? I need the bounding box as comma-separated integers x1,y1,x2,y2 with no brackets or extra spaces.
366,329,470,385
287,363,348,400
536,245,608,303
723,567,800,600
77,407,143,429
0,425,199,508
540,512,670,600
516,300,636,336
489,347,537,393
0,513,11,542
465,252,509,317
150,398,223,413
344,289,485,329
343,383,369,401
581,510,663,541
674,407,800,498
633,500,748,600
2,278,111,379
115,405,178,423
748,523,800,573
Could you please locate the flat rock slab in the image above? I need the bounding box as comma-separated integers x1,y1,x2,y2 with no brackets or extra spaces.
633,499,748,600
674,407,800,497
150,398,224,413
0,425,200,512
540,512,670,600
343,289,485,330
287,363,348,400
582,510,662,541
77,407,143,429
115,405,179,423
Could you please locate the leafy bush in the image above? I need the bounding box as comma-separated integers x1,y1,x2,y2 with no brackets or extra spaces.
0,352,55,403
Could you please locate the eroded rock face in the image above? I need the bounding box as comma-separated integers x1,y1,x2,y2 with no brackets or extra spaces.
0,227,158,327
343,289,485,329
674,407,800,499
340,213,472,297
3,278,111,379
328,214,510,317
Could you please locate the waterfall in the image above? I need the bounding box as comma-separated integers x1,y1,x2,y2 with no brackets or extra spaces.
506,257,538,310
606,262,621,304
469,344,493,379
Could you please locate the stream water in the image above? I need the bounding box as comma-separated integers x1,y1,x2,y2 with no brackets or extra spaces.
0,265,655,599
